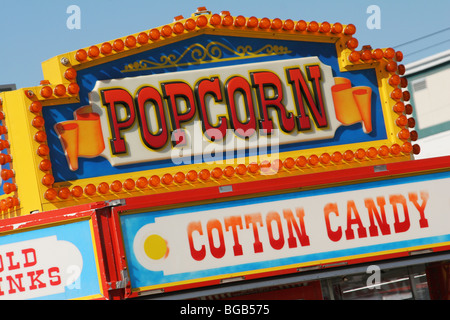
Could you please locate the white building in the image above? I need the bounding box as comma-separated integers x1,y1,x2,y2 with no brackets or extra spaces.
405,50,450,160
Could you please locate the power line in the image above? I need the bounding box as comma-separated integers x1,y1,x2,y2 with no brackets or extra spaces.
394,27,450,48
403,38,450,57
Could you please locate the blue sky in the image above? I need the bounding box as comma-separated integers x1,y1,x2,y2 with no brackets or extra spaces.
1,0,449,89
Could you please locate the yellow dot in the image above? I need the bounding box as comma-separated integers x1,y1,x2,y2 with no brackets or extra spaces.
143,234,168,260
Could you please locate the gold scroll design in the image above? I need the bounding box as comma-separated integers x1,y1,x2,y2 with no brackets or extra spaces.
55,106,105,171
122,42,292,72
332,77,373,134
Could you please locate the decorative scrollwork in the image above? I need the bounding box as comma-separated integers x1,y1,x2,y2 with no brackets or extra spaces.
121,41,292,73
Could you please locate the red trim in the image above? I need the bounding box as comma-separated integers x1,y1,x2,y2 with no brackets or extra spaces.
118,156,450,213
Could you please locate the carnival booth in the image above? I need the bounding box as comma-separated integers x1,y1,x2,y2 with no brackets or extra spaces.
0,7,449,300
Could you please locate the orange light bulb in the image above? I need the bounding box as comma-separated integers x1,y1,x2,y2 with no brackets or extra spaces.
37,144,50,156
234,15,246,27
30,101,43,113
331,22,343,34
199,169,211,181
125,35,137,48
402,142,413,153
307,21,319,32
295,156,307,167
393,101,405,113
367,147,378,159
101,42,113,54
331,151,343,163
224,166,235,178
210,13,221,26
271,18,283,30
84,184,96,196
389,74,401,87
124,178,135,190
271,159,283,172
391,88,403,100
398,129,410,140
308,154,319,166
413,144,421,155
222,15,233,26
149,175,160,187
247,162,260,173
44,188,57,201
344,24,356,35
34,131,47,143
113,39,125,51
211,167,223,179
173,22,185,34
247,16,259,28
320,153,331,164
283,157,295,169
384,48,395,59
174,172,185,184
361,50,372,62
71,186,83,197
372,48,384,60
283,19,295,30
97,182,109,194
390,144,401,155
88,46,100,58
396,115,408,127
295,20,307,31
136,177,148,189
58,187,71,199
54,84,66,97
40,86,53,99
41,174,54,186
32,116,45,128
137,32,149,45
348,50,361,63
236,164,247,175
68,83,80,95
186,170,198,182
39,159,52,171
346,38,359,50
259,17,271,29
161,25,173,38
378,145,390,157
149,28,161,40
64,68,77,81
386,61,398,73
196,15,208,27
161,174,173,185
110,180,123,192
75,49,87,62
355,148,366,160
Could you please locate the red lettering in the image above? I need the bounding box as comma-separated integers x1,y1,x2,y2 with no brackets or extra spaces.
27,270,46,290
409,192,429,228
22,248,37,268
365,197,391,237
100,88,136,154
283,208,310,248
324,203,342,242
286,66,328,130
345,200,367,240
48,267,61,286
135,86,169,150
195,77,227,142
266,212,284,250
161,81,196,146
6,251,20,271
207,219,226,259
187,221,206,261
244,213,264,253
251,71,295,134
224,216,243,256
390,195,410,233
0,277,4,296
225,76,257,138
6,274,25,294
